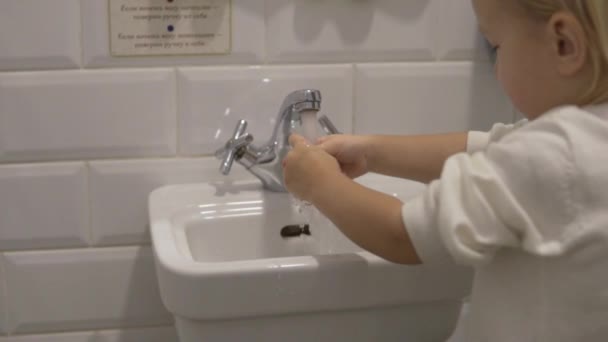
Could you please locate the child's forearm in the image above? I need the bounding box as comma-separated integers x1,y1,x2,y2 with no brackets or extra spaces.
311,173,422,265
365,132,468,183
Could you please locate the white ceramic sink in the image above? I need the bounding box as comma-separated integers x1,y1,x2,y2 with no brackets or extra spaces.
149,173,473,342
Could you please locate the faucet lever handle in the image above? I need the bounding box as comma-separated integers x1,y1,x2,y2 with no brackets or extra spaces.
318,115,341,135
216,120,253,175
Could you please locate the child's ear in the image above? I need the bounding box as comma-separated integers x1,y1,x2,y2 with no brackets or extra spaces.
547,11,588,76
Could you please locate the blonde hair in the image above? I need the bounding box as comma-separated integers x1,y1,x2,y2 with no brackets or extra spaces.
517,0,608,104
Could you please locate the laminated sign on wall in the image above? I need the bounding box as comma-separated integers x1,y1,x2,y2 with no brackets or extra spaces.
109,0,231,56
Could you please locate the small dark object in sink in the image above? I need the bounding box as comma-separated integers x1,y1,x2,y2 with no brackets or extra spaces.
281,224,311,238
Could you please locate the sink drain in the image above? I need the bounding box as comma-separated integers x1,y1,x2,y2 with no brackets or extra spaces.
280,224,311,238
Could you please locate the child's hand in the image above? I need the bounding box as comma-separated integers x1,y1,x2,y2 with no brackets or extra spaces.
316,134,371,179
283,134,342,202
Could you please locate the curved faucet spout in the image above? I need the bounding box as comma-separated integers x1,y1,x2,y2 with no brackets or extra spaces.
245,89,322,191
266,89,321,151
216,89,339,192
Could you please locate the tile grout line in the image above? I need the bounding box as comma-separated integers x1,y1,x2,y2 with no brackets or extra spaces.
431,0,441,62
262,0,269,66
0,252,10,336
84,161,94,247
174,67,180,157
78,0,85,69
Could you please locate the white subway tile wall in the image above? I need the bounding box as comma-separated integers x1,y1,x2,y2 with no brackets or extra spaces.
354,62,511,134
177,65,353,155
0,0,81,71
92,326,178,342
0,70,176,163
0,326,178,342
0,162,89,251
266,0,439,63
0,0,513,340
435,0,491,61
0,258,6,335
1,247,171,335
1,332,89,342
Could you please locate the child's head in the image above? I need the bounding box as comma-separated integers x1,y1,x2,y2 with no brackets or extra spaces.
472,0,608,119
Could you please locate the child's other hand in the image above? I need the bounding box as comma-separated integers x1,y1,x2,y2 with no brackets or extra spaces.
283,134,342,202
316,134,370,179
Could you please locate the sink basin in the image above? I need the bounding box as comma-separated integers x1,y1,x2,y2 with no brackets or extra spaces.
149,173,473,342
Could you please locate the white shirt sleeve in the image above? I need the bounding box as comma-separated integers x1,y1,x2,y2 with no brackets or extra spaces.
467,119,528,153
403,113,578,266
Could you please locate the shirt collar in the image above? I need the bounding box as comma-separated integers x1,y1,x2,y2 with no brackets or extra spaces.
584,102,608,119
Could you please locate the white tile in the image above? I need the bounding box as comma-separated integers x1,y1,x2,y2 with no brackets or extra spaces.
266,0,438,63
93,326,179,342
0,326,178,342
82,0,265,67
89,157,250,246
2,247,172,335
0,163,89,251
0,0,81,71
0,331,90,342
0,255,7,335
435,0,492,61
0,70,176,163
354,62,513,135
178,65,353,155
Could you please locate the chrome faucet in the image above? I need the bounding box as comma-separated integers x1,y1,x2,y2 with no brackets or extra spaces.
215,89,340,192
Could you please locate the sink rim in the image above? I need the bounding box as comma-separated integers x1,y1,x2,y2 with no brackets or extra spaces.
149,178,392,275
150,201,389,276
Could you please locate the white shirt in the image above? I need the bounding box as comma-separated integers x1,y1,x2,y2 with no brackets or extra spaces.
403,104,608,341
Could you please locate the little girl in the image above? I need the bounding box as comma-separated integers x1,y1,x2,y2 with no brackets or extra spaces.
283,0,608,340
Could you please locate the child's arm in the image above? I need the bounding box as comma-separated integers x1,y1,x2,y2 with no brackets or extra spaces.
365,133,468,183
284,134,422,264
320,120,529,184
318,133,467,183
285,121,531,265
